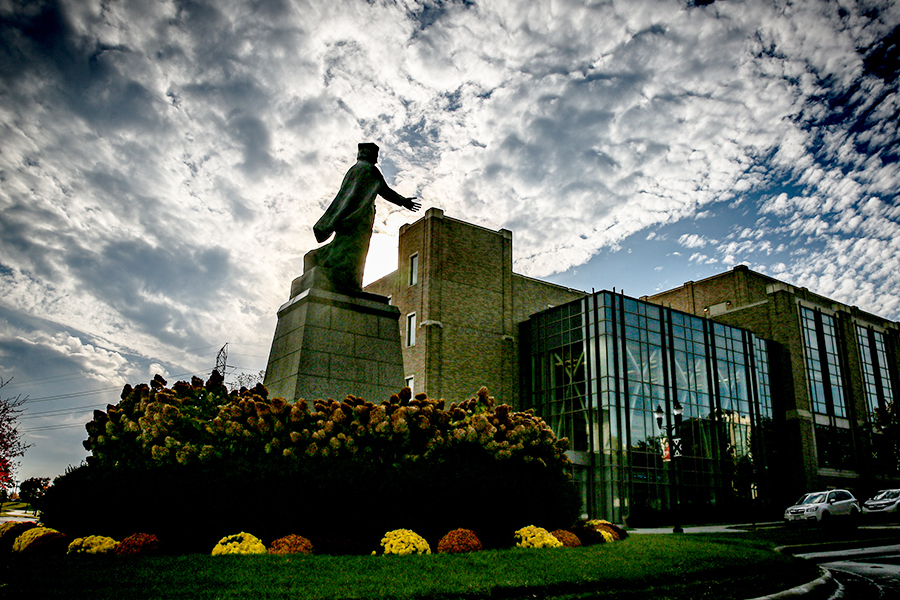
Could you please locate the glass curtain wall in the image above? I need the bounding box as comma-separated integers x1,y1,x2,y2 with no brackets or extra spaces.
799,306,853,470
856,324,898,473
525,291,772,525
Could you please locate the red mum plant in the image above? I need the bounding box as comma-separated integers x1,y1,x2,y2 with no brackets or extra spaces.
115,533,162,556
551,529,582,547
268,534,314,555
437,528,482,554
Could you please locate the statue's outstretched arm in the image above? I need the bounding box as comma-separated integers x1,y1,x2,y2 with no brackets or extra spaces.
379,183,420,211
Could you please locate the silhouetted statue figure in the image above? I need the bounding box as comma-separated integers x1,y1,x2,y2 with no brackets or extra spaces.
308,142,420,292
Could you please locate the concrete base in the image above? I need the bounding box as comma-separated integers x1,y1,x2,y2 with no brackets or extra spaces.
263,267,405,403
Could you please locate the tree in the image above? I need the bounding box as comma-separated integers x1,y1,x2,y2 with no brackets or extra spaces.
874,398,900,472
229,370,266,392
0,377,30,493
19,476,50,515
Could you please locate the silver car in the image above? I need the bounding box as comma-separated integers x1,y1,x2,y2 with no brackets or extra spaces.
784,489,860,523
862,489,900,518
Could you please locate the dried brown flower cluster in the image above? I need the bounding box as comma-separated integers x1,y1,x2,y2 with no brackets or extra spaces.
83,376,571,474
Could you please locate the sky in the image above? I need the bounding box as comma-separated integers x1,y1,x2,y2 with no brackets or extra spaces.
1,0,898,483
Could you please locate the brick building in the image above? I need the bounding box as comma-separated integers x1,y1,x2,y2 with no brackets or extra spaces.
360,212,899,522
643,265,900,498
364,208,586,404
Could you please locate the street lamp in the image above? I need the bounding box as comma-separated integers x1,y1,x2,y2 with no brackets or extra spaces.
656,400,684,533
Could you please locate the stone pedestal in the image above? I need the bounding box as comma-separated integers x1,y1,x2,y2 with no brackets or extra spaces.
263,267,405,403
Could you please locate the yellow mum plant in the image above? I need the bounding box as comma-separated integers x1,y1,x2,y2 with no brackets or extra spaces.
514,525,563,549
68,535,119,554
12,527,67,553
380,529,431,555
211,532,267,555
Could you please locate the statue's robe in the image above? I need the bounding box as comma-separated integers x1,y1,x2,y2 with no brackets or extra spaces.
312,159,408,291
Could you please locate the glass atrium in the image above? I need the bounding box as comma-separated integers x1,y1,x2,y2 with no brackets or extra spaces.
522,291,774,525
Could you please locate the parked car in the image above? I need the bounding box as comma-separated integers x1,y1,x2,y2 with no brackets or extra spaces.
862,489,900,518
784,489,860,523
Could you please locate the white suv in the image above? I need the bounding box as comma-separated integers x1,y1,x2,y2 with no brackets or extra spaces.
784,489,860,523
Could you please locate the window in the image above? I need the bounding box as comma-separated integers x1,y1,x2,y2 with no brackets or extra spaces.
405,375,415,392
409,253,419,286
799,306,846,418
406,312,416,347
856,324,894,418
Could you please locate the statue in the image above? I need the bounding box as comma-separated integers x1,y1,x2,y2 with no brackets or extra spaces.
308,142,420,292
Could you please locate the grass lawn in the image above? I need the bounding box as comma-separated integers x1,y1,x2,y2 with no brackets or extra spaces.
1,533,822,600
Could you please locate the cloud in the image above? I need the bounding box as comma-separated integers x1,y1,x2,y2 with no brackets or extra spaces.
1,0,899,478
678,234,709,249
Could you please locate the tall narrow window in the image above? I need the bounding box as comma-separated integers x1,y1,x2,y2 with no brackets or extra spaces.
856,324,894,418
405,375,415,392
799,306,846,418
406,312,417,347
409,253,419,286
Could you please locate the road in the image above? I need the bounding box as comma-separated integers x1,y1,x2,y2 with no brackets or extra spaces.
797,543,900,599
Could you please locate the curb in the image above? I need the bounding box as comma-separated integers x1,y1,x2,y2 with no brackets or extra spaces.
746,568,833,600
775,535,900,556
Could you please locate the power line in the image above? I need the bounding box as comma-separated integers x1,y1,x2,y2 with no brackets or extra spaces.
20,370,204,405
2,344,226,390
20,423,87,433
20,403,108,419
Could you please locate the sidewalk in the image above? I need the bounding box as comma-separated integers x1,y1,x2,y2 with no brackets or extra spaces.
0,509,39,523
629,521,784,534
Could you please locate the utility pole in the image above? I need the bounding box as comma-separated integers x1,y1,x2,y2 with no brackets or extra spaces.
214,343,229,377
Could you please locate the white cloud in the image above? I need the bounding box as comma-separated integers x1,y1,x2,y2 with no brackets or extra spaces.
1,0,899,478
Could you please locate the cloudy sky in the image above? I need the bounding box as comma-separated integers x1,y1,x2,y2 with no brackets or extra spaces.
1,0,898,482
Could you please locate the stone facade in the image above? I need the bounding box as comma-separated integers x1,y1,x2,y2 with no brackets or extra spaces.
365,208,586,405
264,268,405,404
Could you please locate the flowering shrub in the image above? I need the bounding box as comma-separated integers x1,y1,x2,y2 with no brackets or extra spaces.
82,377,570,473
211,532,267,555
115,533,162,556
571,519,627,545
514,525,563,549
551,529,582,547
380,529,431,555
0,521,37,552
437,528,482,554
68,535,118,554
12,526,68,554
44,376,577,553
588,519,628,540
268,534,314,555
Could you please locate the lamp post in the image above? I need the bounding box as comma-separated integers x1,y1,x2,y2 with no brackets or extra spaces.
656,400,684,533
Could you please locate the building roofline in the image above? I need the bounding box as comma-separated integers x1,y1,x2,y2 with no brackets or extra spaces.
646,264,897,326
511,271,587,297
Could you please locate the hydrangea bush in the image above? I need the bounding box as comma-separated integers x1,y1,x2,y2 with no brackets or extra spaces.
437,528,482,554
211,532,267,555
514,525,563,549
82,376,570,473
67,535,118,554
380,529,431,555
